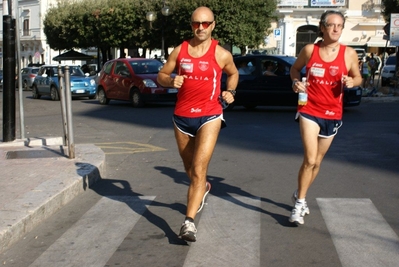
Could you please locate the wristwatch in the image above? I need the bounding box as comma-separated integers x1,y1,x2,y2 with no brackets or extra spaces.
227,89,236,96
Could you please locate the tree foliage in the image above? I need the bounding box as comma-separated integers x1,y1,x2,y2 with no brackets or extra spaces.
382,0,399,22
43,0,276,58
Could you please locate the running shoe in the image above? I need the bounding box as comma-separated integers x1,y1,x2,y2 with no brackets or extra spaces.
178,221,197,242
291,189,310,215
289,201,307,225
197,181,211,213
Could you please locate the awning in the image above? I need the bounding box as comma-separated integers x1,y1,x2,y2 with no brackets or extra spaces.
52,49,95,61
340,41,367,47
366,36,394,47
357,22,385,27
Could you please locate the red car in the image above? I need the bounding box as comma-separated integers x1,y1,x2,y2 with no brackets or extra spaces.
96,58,177,107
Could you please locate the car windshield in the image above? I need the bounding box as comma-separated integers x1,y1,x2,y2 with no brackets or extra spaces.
31,68,39,74
130,60,163,74
385,56,396,65
67,66,85,76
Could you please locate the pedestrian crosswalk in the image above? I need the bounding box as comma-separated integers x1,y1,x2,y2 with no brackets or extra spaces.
22,196,399,267
317,198,399,267
29,196,155,267
183,196,261,267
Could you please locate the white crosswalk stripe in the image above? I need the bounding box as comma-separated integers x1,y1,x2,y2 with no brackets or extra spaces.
317,198,399,267
23,196,399,267
183,196,261,267
29,196,155,267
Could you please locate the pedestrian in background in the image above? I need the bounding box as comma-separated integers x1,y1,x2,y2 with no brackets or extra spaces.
368,52,377,83
362,56,371,88
157,6,238,242
289,10,362,225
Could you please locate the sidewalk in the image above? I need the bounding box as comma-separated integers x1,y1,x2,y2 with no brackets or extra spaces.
0,137,105,254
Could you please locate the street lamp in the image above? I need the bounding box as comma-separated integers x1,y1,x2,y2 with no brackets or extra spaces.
146,1,171,60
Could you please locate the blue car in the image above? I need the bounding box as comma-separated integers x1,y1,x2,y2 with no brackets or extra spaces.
32,65,96,100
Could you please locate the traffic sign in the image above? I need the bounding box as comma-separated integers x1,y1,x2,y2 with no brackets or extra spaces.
274,28,281,41
389,13,399,44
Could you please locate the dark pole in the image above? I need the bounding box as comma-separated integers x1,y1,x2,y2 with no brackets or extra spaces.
2,14,16,142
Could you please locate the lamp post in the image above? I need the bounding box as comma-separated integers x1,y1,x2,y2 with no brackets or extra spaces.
146,1,171,61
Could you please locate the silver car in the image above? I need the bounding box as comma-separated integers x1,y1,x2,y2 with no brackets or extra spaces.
381,55,396,87
17,67,40,90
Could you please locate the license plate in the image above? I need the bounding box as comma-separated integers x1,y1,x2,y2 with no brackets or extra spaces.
76,89,85,93
168,88,178,93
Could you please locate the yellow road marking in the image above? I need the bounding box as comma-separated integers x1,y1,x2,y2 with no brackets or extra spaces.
94,142,167,155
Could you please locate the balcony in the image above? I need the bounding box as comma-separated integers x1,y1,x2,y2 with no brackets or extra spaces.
362,0,382,12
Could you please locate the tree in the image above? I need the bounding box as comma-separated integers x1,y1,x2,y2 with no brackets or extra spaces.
382,0,399,22
43,0,277,58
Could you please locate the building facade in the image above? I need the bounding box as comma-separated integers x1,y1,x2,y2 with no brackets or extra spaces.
265,0,394,57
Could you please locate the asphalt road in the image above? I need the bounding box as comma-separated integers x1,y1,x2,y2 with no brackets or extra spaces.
0,91,398,266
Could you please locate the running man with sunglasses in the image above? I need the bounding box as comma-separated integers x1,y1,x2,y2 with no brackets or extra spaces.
289,10,362,225
157,6,238,242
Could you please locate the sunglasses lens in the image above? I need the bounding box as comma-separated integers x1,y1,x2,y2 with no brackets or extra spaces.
202,22,211,29
191,21,213,29
192,22,200,29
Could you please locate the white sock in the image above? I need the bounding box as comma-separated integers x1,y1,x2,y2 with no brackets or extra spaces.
297,198,306,204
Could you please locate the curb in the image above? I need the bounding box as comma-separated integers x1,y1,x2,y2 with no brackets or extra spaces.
0,137,105,254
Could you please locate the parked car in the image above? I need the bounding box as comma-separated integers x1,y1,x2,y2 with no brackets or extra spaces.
96,58,177,107
16,67,40,90
32,65,96,100
381,55,396,86
222,54,362,110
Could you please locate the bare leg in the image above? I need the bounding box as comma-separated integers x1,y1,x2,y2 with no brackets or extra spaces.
297,116,334,199
174,119,221,220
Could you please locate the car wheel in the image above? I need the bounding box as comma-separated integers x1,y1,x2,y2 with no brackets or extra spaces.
132,89,144,107
22,80,28,91
32,85,41,99
50,86,60,101
98,88,110,104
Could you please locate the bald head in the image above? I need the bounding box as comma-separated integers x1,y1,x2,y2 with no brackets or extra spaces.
191,6,214,22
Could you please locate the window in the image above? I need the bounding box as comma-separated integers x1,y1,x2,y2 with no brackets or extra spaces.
23,18,29,36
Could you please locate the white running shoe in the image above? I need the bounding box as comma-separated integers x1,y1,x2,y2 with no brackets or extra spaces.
178,221,197,242
197,181,211,213
291,189,310,215
289,201,307,225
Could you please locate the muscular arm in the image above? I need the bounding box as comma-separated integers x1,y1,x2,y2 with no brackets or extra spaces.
345,47,362,88
215,46,238,104
290,44,313,81
215,46,238,90
290,44,313,92
157,45,184,88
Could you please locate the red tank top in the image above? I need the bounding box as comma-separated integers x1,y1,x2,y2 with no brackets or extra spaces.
174,39,222,117
299,43,348,120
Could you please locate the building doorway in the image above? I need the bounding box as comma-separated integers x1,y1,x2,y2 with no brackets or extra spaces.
295,25,318,56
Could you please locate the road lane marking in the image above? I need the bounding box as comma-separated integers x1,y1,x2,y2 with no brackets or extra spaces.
94,142,166,155
29,196,155,267
184,196,260,267
317,198,399,267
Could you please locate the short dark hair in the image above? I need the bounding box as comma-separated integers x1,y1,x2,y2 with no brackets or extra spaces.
318,10,345,38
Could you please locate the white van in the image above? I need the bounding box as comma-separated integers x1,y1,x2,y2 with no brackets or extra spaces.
381,55,396,86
